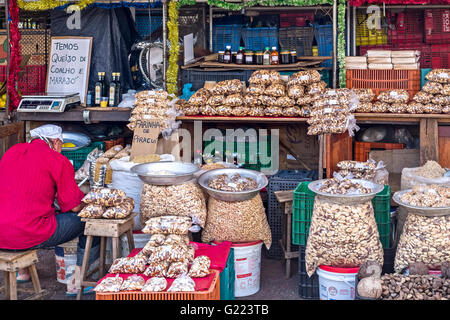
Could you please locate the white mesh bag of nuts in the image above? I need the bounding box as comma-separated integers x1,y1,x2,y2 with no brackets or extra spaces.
305,180,384,276
201,194,272,249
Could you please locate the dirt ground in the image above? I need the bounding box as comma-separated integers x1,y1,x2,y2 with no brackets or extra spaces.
0,248,302,301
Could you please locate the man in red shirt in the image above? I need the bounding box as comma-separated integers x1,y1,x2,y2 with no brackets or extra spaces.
0,124,99,295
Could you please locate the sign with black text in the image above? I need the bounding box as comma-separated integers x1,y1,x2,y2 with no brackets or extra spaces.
46,36,92,105
130,119,162,160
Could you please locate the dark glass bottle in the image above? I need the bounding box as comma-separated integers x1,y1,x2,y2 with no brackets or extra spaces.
223,45,232,64
94,72,106,106
109,73,120,107
236,47,244,65
114,72,122,106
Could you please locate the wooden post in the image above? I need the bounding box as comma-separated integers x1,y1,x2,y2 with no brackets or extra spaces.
420,118,439,165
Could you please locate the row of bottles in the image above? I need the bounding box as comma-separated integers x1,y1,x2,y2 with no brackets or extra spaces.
219,46,297,65
89,72,122,107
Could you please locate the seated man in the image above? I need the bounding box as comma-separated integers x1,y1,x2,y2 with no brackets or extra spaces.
0,124,99,296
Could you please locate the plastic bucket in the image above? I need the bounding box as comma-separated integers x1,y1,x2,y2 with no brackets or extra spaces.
55,246,77,284
316,265,359,300
231,240,263,297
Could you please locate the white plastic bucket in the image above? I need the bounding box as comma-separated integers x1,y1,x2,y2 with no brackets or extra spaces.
55,251,77,284
232,240,263,297
316,266,359,300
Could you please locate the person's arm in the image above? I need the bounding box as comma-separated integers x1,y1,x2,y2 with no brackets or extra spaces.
54,157,85,213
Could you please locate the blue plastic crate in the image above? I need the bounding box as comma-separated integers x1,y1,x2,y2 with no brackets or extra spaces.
314,24,333,68
135,15,163,37
212,24,243,53
421,68,432,88
242,27,279,52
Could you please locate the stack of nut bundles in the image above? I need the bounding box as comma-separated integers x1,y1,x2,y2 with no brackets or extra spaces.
139,179,207,228
374,89,410,113
306,88,360,136
408,69,450,114
394,184,450,273
286,70,327,117
305,177,384,276
336,159,389,185
353,89,376,113
78,187,135,219
91,145,130,186
127,90,182,136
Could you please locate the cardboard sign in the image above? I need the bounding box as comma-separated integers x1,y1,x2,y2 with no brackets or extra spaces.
46,36,92,104
130,119,162,160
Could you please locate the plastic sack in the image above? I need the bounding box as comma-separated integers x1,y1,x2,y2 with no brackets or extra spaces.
108,256,147,274
102,197,135,219
94,275,123,293
166,262,189,278
142,277,167,292
394,214,450,273
139,180,207,227
117,94,136,108
188,256,211,278
167,274,196,292
143,261,169,277
82,187,126,207
400,162,450,191
120,275,145,291
147,244,190,264
201,194,272,250
305,196,384,277
142,216,192,235
78,203,104,218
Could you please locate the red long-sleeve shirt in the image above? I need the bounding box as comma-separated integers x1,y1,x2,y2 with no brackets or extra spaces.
0,139,84,249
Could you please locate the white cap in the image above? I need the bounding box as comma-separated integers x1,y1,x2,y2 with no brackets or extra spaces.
30,124,63,141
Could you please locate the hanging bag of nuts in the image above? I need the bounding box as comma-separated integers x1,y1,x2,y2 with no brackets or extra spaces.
201,194,272,249
305,178,384,277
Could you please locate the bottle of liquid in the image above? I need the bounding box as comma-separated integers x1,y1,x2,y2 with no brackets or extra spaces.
236,46,244,65
312,37,318,56
94,72,106,106
114,72,122,106
263,47,271,65
223,45,232,64
109,73,117,107
270,46,279,65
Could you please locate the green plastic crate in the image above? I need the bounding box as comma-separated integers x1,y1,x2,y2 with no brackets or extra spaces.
421,68,432,89
61,141,105,172
220,248,235,300
292,181,392,248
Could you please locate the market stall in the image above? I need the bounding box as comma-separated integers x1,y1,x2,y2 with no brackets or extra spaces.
0,0,448,302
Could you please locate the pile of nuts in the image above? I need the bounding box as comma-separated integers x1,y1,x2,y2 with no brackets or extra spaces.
318,178,373,195
78,187,135,219
207,173,258,192
305,196,384,276
400,184,450,208
139,181,207,227
394,214,450,273
202,194,272,250
380,274,450,300
336,160,377,181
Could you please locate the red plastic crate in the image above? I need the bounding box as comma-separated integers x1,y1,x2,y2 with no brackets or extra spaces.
354,142,405,162
0,64,46,95
431,44,450,68
346,69,421,100
279,13,314,27
425,9,450,44
387,10,425,44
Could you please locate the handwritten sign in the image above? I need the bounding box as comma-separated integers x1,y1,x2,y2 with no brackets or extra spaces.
130,119,162,160
46,36,92,104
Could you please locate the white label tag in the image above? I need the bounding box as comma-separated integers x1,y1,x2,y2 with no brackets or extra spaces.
390,91,398,97
300,75,309,81
323,107,333,113
439,72,449,79
327,90,337,95
262,74,270,80
329,99,338,105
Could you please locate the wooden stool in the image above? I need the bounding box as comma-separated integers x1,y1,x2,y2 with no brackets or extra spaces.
275,190,298,279
77,212,137,300
0,250,46,300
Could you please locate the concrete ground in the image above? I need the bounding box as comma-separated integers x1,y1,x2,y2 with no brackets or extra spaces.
0,248,302,300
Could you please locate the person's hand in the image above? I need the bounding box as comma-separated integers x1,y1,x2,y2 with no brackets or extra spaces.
71,202,85,213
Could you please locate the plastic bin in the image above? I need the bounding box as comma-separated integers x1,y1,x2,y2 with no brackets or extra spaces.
241,27,279,52
96,270,220,300
354,141,405,162
314,24,333,68
355,13,388,46
61,141,106,172
421,68,432,88
298,245,319,299
431,44,450,69
292,182,392,248
181,69,254,92
220,247,235,300
387,10,425,45
346,69,421,100
265,170,318,259
425,9,450,44
279,26,315,56
212,24,243,53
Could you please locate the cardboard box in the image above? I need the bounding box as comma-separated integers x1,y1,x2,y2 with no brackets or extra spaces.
369,149,420,174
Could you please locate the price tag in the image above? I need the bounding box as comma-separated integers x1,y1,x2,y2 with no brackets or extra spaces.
329,99,338,105
323,107,333,114
300,75,309,81
439,72,449,79
262,74,270,80
390,91,398,97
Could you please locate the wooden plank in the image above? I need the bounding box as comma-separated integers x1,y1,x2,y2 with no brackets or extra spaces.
274,190,294,203
420,118,439,165
438,136,450,168
325,132,353,178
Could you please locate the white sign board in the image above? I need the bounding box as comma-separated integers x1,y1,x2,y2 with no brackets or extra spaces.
46,36,93,105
